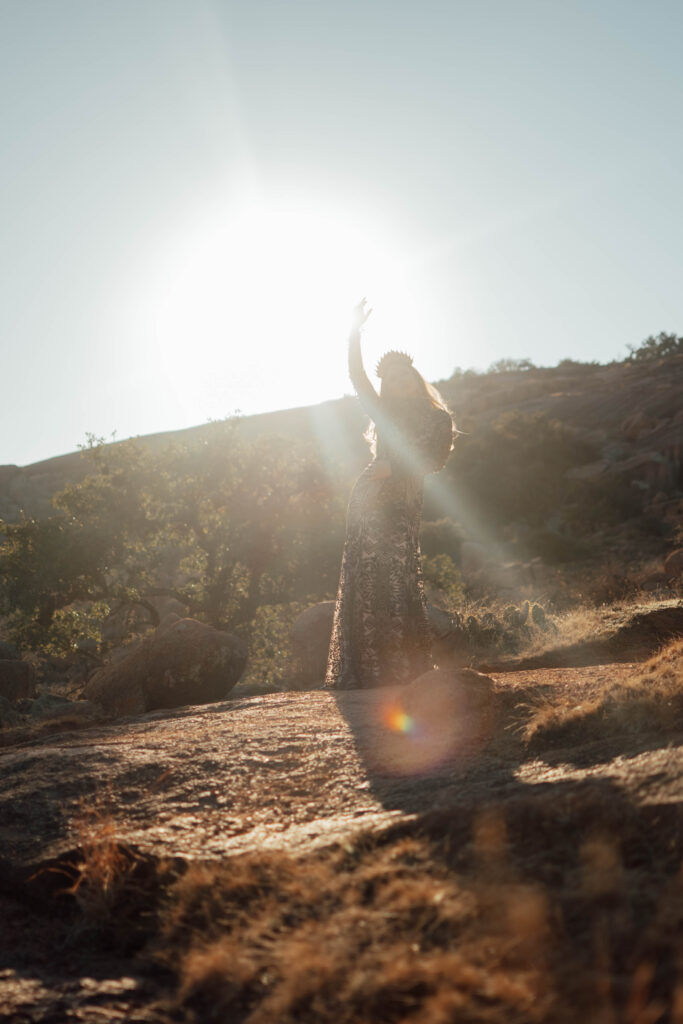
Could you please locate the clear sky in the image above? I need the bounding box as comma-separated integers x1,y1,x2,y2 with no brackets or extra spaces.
1,0,682,466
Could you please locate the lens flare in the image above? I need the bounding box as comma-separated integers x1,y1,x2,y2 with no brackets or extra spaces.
384,703,416,735
366,670,495,778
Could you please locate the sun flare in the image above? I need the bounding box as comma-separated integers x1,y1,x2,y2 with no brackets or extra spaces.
139,197,427,422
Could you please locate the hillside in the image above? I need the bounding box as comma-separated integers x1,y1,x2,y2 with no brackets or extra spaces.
2,353,682,540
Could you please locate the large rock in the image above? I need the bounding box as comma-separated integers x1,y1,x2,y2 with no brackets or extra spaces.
401,667,496,757
0,659,36,702
84,617,247,717
290,601,461,685
101,596,188,642
371,667,497,777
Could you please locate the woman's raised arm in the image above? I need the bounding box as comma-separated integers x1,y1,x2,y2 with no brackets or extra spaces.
348,298,380,419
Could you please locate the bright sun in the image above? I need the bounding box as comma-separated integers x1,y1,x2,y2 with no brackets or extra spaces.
137,196,427,423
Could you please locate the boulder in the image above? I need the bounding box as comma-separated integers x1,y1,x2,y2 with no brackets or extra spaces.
152,596,189,625
378,668,496,774
0,659,36,702
402,667,495,745
664,549,683,578
85,617,247,717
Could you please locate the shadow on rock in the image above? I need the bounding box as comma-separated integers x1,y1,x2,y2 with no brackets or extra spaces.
331,666,527,817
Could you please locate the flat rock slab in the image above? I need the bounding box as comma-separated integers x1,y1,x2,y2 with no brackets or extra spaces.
1,666,682,886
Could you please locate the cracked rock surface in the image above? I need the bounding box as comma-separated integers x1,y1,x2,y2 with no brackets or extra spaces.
1,663,682,1022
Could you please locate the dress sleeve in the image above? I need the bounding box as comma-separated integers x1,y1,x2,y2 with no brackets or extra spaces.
348,328,381,420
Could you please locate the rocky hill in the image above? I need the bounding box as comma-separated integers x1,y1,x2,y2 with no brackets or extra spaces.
1,354,682,533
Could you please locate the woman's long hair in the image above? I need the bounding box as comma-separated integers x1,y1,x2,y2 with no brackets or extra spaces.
364,367,455,456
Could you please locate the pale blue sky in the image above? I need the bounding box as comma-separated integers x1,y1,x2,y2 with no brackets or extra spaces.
1,0,682,465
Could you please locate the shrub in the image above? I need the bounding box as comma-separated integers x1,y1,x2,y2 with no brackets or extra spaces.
626,331,683,362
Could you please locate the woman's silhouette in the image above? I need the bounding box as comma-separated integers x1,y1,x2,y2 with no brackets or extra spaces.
326,299,456,689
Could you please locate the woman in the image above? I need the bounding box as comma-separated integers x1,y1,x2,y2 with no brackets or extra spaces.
325,299,456,690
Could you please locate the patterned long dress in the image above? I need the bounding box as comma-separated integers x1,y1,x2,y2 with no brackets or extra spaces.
325,333,454,690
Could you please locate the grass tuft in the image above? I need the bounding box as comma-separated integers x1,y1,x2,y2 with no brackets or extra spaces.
524,637,683,748
144,791,683,1024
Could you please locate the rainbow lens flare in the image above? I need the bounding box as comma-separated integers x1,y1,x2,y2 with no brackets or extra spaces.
384,703,416,735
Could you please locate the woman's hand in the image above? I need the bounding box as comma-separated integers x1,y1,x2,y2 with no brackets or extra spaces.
350,297,372,333
366,459,391,480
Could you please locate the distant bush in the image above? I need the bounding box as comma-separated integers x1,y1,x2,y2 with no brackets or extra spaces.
422,554,465,608
487,357,535,373
448,366,482,379
626,331,683,362
555,358,600,373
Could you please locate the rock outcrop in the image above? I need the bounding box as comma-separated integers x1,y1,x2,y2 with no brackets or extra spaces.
84,617,247,717
400,667,496,760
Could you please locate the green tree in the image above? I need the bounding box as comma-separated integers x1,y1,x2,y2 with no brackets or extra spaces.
627,332,683,361
0,422,344,651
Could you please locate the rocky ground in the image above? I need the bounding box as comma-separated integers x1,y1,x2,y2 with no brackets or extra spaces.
1,654,682,1023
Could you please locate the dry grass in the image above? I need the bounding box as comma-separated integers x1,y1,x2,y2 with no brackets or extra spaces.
515,603,609,660
66,800,130,907
144,790,683,1024
438,596,682,671
524,637,683,749
503,597,682,663
46,792,171,951
156,845,552,1023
